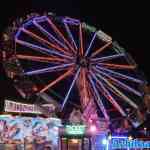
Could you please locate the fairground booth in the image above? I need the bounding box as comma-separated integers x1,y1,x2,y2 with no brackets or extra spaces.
0,99,110,150
0,99,62,150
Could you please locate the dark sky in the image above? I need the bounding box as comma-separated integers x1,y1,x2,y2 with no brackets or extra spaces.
0,0,149,101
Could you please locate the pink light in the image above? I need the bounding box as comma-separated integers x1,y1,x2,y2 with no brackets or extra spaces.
89,119,93,123
89,125,97,133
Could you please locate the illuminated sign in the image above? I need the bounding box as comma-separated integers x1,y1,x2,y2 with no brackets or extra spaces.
4,100,56,114
65,125,86,135
5,100,42,114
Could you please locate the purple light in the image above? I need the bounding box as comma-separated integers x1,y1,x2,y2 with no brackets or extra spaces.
46,17,75,53
91,53,125,63
24,63,74,75
63,17,80,25
22,20,33,28
15,29,22,39
61,68,81,110
96,65,143,84
32,16,47,23
93,67,138,109
33,19,69,50
85,32,97,57
95,67,142,97
15,39,72,60
64,22,78,50
90,70,126,116
88,74,109,120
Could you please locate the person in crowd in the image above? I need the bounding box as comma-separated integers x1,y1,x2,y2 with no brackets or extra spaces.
44,145,52,150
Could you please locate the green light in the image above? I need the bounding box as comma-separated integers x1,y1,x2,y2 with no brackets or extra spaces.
65,125,86,135
82,23,96,32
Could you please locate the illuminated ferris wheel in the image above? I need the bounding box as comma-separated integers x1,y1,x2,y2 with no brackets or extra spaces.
1,12,146,126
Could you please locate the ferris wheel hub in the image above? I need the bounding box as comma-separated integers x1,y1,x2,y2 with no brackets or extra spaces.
76,56,90,68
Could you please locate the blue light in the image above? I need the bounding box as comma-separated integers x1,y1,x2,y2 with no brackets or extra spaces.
102,138,108,145
111,136,128,139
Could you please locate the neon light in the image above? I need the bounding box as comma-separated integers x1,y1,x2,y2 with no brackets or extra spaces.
79,23,84,56
93,68,138,109
90,71,126,116
16,54,68,63
81,68,89,107
88,74,110,120
92,53,125,63
15,30,21,39
61,68,81,110
64,22,78,50
91,41,112,57
96,65,143,84
95,67,142,97
46,17,76,53
24,63,74,75
63,17,80,25
65,125,86,135
22,20,33,28
21,28,72,56
111,136,128,139
97,62,136,70
39,68,73,93
33,19,69,50
33,16,47,23
85,32,97,57
15,39,72,59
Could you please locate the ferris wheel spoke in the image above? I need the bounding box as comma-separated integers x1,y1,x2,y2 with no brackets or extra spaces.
97,63,136,70
15,39,73,60
79,24,84,56
85,32,97,57
81,69,90,106
93,68,138,109
88,74,110,120
94,67,142,97
90,71,126,117
91,53,125,63
21,27,72,57
64,22,78,51
96,65,143,84
39,67,74,93
91,41,112,58
63,17,80,25
46,17,76,54
23,63,74,76
61,68,81,110
16,54,68,63
33,19,70,53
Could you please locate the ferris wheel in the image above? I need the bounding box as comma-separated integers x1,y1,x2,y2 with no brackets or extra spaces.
1,13,146,126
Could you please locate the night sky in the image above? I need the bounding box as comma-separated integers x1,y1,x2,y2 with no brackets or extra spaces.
0,0,149,104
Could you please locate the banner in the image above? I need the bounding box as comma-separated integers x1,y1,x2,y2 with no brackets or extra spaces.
0,115,61,145
5,100,42,114
5,116,23,140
